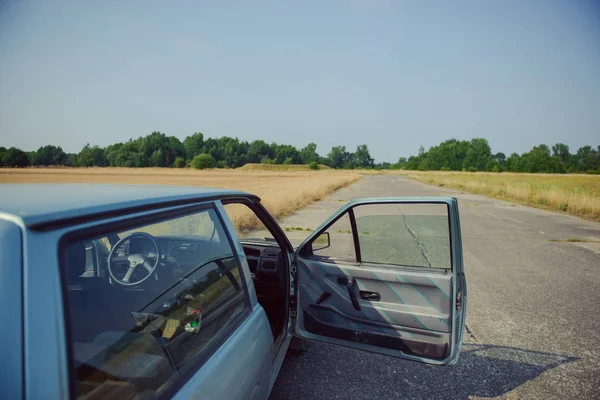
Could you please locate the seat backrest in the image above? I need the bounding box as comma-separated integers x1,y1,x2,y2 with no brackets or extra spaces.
64,241,122,342
65,241,87,285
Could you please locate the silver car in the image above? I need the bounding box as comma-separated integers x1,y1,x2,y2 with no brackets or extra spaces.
0,184,467,399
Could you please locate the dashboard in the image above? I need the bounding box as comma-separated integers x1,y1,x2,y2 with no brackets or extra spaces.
241,243,282,280
124,236,215,261
107,234,283,284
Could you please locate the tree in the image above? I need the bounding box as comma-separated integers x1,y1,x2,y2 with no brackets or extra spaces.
76,144,107,167
183,132,205,161
300,142,320,164
494,152,506,169
326,146,348,169
150,149,165,167
462,138,493,171
273,144,300,164
505,153,522,172
34,145,67,166
217,136,249,167
551,143,570,164
573,145,599,172
354,144,374,168
418,139,470,171
520,145,564,173
191,153,216,169
248,140,273,164
139,131,185,167
1,147,29,167
113,139,144,167
105,143,123,167
402,145,428,170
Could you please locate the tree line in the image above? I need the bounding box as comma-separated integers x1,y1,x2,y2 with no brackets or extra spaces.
0,131,375,170
1,132,598,173
397,138,599,174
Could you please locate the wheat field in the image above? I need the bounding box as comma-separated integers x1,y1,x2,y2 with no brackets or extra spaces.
0,168,361,230
393,171,600,222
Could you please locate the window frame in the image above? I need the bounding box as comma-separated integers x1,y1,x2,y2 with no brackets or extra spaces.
303,201,454,271
57,201,252,400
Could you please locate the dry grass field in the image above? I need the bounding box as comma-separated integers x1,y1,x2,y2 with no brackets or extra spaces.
0,167,361,231
392,170,600,222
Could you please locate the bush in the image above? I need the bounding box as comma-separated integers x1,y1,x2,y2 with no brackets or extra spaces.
173,157,187,168
308,161,319,170
191,153,216,169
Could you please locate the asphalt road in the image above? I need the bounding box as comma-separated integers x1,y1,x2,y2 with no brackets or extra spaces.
269,175,600,400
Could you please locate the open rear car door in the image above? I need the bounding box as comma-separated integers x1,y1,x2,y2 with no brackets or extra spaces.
293,198,466,365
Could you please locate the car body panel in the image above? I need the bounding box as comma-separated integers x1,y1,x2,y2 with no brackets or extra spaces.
172,306,273,400
0,184,256,229
0,219,24,399
22,227,71,399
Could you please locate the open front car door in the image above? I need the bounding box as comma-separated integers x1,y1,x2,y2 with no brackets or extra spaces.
293,198,466,365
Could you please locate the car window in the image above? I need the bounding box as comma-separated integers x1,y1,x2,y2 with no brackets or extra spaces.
61,207,249,399
309,203,451,269
354,203,451,269
312,212,356,261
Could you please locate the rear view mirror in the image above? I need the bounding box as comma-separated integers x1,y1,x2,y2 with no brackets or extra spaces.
312,232,330,251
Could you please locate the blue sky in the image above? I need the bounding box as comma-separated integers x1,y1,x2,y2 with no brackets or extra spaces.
1,0,599,162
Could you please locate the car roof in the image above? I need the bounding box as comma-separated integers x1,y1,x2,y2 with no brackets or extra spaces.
0,184,255,229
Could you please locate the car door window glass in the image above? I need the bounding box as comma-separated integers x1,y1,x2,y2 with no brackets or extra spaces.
61,207,248,399
312,212,356,261
354,203,451,269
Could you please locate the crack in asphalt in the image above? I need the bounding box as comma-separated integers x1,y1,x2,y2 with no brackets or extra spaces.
398,209,432,268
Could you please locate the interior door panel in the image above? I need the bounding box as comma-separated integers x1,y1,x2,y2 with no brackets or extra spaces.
297,259,452,359
294,198,466,365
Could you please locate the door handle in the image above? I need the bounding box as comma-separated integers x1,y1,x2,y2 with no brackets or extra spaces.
360,291,381,301
337,276,361,311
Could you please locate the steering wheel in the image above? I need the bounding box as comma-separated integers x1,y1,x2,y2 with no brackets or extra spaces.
108,232,160,286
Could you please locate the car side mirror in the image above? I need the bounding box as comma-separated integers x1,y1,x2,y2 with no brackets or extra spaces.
311,232,330,251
